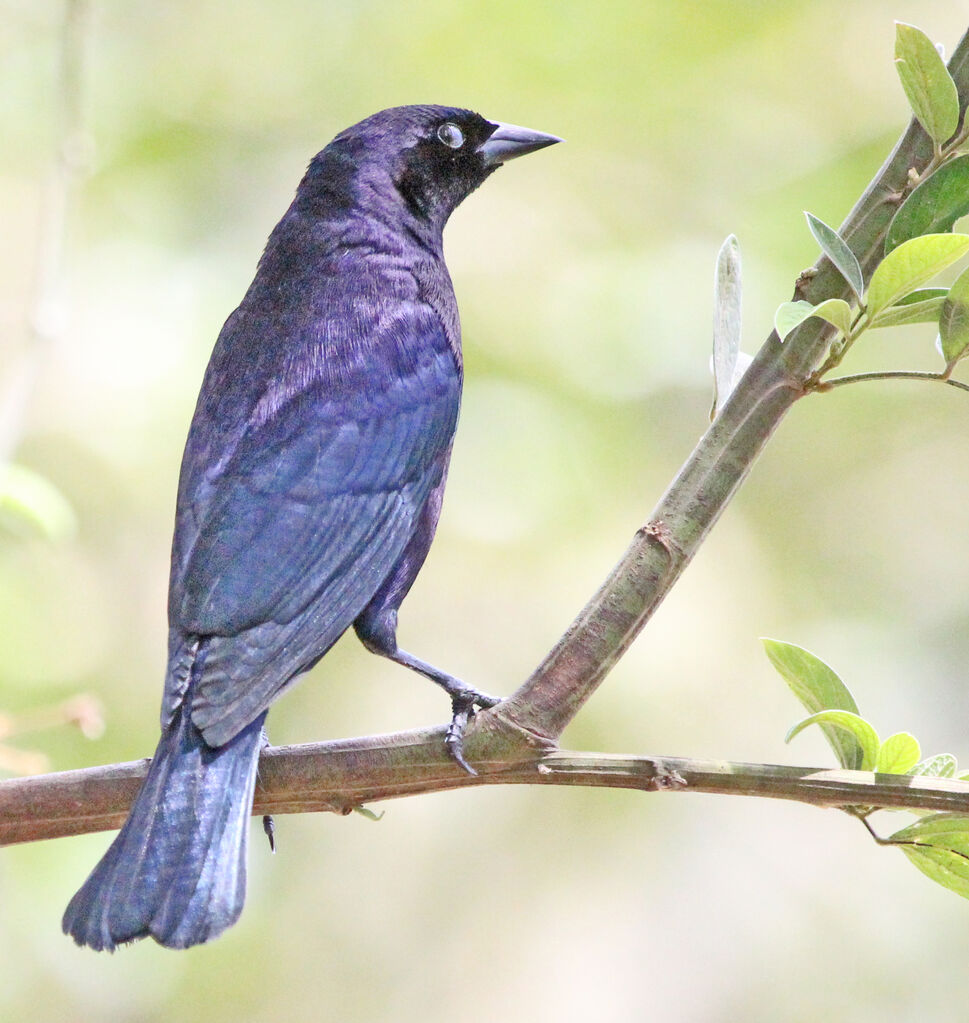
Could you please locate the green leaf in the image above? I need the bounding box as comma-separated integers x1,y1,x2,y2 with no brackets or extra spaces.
876,732,921,774
891,814,969,901
785,710,880,771
810,298,853,335
0,463,77,541
774,298,853,341
939,263,969,365
712,235,743,417
897,287,949,304
866,233,969,319
900,845,969,901
895,23,960,145
774,301,813,340
886,154,969,253
805,212,864,300
352,805,385,821
762,641,858,713
869,295,947,328
909,753,958,778
763,639,864,770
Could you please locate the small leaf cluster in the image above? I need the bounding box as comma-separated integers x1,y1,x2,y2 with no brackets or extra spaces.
764,639,969,902
774,23,969,381
775,227,969,378
763,639,937,774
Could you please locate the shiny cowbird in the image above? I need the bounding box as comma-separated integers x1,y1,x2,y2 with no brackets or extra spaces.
62,105,559,951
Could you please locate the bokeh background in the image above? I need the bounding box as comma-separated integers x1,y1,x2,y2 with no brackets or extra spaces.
3,2,969,1020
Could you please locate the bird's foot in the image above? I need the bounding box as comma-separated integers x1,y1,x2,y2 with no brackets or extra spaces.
444,688,501,776
362,642,500,775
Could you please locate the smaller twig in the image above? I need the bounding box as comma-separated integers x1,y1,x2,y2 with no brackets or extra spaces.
814,370,969,394
858,813,893,846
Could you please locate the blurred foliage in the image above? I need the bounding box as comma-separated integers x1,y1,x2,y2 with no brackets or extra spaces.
0,693,103,773
3,1,969,1021
0,461,78,540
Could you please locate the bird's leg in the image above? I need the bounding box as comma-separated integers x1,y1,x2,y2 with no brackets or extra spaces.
354,611,500,774
383,646,500,773
387,646,500,709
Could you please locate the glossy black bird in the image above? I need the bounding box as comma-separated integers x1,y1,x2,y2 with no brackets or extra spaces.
62,105,560,951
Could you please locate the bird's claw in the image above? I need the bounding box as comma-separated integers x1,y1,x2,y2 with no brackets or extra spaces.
444,690,501,776
262,814,276,852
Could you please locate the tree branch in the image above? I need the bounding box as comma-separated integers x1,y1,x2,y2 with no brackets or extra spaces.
6,730,969,846
4,26,969,849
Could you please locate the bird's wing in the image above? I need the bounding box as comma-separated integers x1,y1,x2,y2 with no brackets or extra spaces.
164,308,460,747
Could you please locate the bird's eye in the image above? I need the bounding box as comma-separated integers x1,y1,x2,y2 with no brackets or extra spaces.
437,123,464,149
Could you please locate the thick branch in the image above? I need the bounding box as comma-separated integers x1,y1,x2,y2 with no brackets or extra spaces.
6,731,969,846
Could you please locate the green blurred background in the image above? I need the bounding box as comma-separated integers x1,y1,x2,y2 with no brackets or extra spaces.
3,1,969,1019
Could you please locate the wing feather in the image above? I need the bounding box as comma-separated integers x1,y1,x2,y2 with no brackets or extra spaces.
162,302,460,744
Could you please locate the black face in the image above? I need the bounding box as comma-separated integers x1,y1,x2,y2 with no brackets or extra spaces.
328,105,500,228
393,108,500,222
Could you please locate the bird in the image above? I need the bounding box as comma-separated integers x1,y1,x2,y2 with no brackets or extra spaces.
62,104,560,951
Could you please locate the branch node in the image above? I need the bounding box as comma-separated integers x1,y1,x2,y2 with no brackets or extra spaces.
648,763,688,791
478,703,560,757
638,518,682,564
794,266,819,296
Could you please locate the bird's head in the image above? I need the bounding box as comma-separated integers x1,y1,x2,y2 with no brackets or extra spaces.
308,105,561,232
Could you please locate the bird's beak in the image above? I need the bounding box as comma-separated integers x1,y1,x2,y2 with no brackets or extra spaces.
477,122,563,167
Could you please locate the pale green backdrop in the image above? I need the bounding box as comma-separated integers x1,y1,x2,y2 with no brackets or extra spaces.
2,2,969,1020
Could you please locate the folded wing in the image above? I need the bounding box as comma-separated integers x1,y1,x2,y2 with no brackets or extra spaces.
164,306,460,748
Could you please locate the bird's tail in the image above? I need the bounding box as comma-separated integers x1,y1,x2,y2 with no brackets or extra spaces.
62,703,267,951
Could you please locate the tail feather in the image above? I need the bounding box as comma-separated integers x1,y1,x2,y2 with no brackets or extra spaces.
62,705,266,951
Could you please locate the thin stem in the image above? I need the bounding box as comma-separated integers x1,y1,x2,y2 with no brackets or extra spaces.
807,310,870,387
818,370,969,393
858,813,892,846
